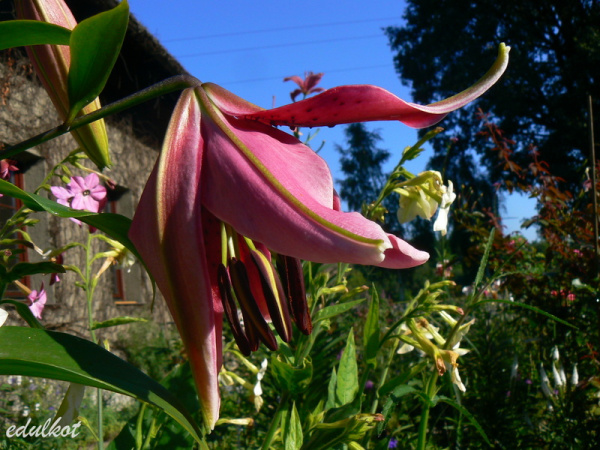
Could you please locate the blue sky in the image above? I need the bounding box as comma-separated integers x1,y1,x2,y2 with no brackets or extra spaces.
126,0,537,239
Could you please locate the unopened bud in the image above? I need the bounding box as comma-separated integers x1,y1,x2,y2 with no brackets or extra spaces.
17,0,111,169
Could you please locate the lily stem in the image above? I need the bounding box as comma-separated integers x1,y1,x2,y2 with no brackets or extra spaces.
84,232,102,449
0,75,202,159
416,371,439,450
261,391,290,450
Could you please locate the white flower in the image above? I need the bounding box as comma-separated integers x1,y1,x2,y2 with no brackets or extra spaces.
539,364,554,398
433,180,456,236
510,356,519,380
552,363,564,388
449,364,466,392
572,364,579,387
0,308,7,327
395,171,443,223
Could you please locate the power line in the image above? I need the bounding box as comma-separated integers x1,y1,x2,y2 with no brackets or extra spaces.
177,34,383,58
164,16,400,42
220,63,395,86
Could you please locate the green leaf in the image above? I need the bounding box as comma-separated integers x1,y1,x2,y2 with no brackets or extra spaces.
325,367,337,410
378,361,428,397
109,362,205,450
473,298,576,328
313,299,365,323
0,300,44,329
0,327,205,443
363,288,380,369
473,228,495,292
270,355,313,395
336,329,358,406
0,20,71,51
377,384,419,435
437,395,491,445
2,261,65,284
66,0,129,121
91,316,148,330
283,402,303,450
0,179,141,264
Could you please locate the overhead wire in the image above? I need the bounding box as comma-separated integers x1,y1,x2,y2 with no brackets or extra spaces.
163,16,400,42
176,34,384,58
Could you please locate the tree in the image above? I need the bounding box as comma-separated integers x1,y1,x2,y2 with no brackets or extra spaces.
386,0,600,195
337,123,389,210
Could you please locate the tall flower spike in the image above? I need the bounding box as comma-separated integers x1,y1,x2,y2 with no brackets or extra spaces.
130,44,509,430
16,0,111,169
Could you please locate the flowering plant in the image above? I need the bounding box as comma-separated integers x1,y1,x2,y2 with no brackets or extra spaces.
0,0,539,448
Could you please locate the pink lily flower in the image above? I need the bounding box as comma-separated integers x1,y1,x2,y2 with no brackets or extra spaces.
27,284,47,320
130,44,509,430
284,71,325,101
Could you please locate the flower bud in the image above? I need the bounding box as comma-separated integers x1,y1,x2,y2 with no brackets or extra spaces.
16,0,111,169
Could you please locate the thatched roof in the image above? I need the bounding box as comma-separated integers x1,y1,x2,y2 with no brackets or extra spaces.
1,0,189,144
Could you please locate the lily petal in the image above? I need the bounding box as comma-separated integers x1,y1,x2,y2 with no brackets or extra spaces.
129,89,222,431
240,44,509,128
200,88,427,268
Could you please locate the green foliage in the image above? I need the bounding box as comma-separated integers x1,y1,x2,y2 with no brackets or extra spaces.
0,20,71,51
66,0,129,123
0,327,204,444
386,0,600,193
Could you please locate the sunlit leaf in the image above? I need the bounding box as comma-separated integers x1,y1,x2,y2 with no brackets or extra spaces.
336,329,358,406
0,20,70,51
0,179,139,263
0,327,205,443
363,287,380,369
66,0,129,121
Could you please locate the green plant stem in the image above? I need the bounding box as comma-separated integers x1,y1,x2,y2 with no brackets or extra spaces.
0,75,202,159
261,391,290,450
417,371,439,450
83,232,103,449
370,341,397,414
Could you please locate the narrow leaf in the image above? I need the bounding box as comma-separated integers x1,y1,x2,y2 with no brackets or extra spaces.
0,20,71,50
336,329,358,406
91,316,148,330
313,299,365,323
473,228,495,291
4,261,65,283
363,287,380,369
284,402,303,450
0,327,205,442
0,179,140,263
67,0,129,121
473,298,576,328
437,395,491,445
325,367,337,410
0,300,44,329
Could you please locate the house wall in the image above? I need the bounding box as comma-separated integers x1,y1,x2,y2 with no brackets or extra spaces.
0,50,173,342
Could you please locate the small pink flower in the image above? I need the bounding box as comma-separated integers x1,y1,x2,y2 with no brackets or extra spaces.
0,159,18,198
284,71,325,101
51,173,107,225
27,284,47,320
567,293,576,302
551,290,558,296
0,159,18,179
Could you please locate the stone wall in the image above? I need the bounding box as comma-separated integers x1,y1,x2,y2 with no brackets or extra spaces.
0,50,173,342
